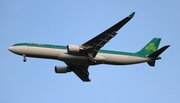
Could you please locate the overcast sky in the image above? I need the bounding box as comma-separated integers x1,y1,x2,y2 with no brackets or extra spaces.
1,0,180,103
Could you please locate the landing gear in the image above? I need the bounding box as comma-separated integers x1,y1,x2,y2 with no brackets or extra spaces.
22,54,27,62
88,57,96,63
88,57,93,63
88,53,95,63
23,59,27,62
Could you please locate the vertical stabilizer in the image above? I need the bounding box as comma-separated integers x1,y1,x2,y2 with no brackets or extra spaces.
136,38,161,56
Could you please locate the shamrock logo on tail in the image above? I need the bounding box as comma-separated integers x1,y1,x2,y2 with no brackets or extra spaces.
145,43,156,52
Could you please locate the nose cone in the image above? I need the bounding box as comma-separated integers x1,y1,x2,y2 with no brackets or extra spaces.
8,46,18,54
8,46,23,55
8,46,14,52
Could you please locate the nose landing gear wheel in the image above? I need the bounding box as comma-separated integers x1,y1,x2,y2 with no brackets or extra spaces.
23,58,27,62
22,55,27,62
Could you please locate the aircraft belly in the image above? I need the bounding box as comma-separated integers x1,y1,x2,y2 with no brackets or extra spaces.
101,53,149,65
58,53,89,64
58,53,106,65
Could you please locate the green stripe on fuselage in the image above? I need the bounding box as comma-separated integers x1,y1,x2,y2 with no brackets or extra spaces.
13,43,145,58
13,43,67,49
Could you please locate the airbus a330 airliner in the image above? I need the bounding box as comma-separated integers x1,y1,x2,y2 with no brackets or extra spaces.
8,12,170,82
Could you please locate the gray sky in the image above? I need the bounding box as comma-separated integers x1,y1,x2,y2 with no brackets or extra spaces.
1,0,180,103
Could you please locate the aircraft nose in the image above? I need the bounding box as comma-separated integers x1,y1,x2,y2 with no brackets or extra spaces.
8,46,14,52
8,46,23,55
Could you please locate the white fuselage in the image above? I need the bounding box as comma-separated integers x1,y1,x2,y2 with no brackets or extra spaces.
8,46,151,65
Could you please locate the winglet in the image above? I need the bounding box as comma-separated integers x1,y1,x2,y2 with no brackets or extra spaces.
129,12,135,18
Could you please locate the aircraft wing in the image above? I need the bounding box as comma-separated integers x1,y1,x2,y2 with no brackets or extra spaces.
66,63,90,82
81,12,135,57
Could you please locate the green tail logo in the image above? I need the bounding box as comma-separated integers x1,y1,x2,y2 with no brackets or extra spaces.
145,43,156,52
136,38,161,56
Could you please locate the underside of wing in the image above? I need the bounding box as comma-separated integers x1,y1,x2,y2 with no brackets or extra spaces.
81,12,135,57
67,63,90,82
73,68,90,82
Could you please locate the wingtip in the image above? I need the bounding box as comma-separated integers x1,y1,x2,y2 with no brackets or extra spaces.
129,12,135,18
165,45,170,48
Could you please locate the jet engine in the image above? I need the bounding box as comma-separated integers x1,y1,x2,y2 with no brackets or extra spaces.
55,66,71,73
67,44,80,53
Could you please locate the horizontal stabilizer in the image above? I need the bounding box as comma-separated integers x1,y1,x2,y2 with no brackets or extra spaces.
148,45,170,58
147,60,156,67
147,45,170,67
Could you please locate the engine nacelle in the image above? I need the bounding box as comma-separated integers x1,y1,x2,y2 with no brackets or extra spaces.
55,66,71,73
67,44,80,54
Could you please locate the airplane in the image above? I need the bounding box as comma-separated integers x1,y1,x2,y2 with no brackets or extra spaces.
8,12,170,82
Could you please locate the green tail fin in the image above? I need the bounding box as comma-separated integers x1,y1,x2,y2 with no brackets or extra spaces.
136,38,170,67
136,38,161,56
